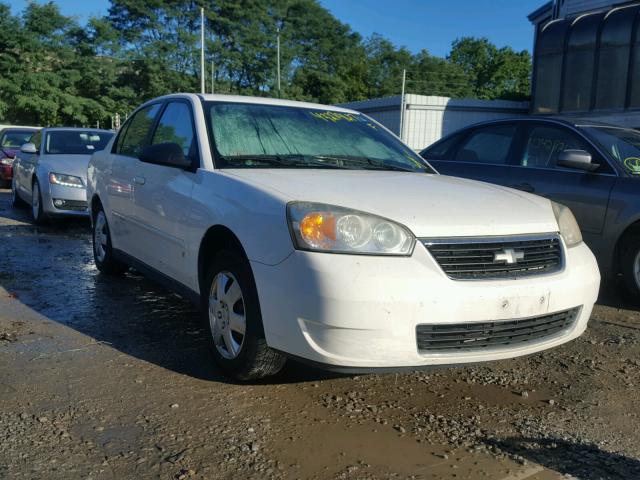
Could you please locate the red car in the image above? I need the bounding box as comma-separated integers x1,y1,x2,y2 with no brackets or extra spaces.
0,127,40,187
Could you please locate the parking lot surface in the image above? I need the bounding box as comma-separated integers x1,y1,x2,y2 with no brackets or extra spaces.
1,189,639,480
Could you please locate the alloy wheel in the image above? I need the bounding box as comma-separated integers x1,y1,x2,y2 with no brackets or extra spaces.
208,271,246,359
94,211,108,263
634,250,640,291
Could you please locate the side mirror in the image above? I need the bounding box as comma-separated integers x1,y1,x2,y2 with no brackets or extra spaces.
139,142,192,169
557,149,599,172
20,143,37,154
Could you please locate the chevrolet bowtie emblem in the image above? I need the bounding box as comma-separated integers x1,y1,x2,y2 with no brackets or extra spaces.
493,248,525,264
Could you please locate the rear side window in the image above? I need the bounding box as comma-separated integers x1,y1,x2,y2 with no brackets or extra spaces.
151,102,197,163
420,133,464,159
118,103,161,158
454,124,517,165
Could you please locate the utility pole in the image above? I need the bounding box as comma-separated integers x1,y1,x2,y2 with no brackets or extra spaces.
399,69,406,141
200,7,205,94
276,26,281,96
211,60,215,94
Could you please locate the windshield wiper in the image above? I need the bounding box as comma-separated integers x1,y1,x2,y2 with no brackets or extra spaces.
220,154,352,169
313,155,418,172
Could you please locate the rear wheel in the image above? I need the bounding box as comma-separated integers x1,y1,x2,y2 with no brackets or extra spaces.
93,207,128,275
31,179,47,224
202,250,286,380
620,234,640,301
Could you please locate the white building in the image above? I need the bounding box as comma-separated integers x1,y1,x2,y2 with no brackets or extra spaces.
339,95,529,151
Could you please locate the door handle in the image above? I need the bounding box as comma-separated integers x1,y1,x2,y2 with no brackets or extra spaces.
509,182,535,193
133,176,146,186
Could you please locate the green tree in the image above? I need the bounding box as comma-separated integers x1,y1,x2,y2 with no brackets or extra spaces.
448,37,531,100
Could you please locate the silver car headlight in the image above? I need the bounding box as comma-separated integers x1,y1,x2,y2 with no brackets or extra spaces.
0,158,13,166
552,201,582,248
49,172,84,188
287,202,415,255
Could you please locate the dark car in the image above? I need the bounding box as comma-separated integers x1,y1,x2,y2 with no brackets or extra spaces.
0,127,40,186
420,117,640,298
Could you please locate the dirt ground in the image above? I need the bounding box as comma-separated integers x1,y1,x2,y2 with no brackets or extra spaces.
1,188,639,480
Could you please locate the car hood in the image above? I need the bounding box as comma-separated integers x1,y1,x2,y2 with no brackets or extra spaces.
225,169,559,238
41,155,92,181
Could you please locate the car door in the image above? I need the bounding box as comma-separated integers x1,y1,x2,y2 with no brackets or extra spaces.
424,122,524,188
16,130,43,200
503,122,617,239
106,103,162,255
128,100,198,285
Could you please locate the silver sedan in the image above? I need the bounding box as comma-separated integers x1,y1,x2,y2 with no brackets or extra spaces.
11,128,114,223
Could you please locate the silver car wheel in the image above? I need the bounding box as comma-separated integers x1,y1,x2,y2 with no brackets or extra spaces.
209,271,246,360
32,182,40,220
94,211,108,263
634,250,640,290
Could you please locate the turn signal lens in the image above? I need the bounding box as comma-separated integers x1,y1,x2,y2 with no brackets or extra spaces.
299,212,336,248
288,202,415,255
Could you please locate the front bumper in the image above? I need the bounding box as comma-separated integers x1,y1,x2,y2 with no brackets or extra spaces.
41,182,89,217
251,240,600,369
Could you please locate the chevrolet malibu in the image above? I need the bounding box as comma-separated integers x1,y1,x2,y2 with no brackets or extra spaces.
12,127,114,223
87,94,600,380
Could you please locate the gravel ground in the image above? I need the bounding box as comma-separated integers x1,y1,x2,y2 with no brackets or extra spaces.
0,188,639,480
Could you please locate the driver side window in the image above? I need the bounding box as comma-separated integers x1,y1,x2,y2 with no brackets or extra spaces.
521,126,589,169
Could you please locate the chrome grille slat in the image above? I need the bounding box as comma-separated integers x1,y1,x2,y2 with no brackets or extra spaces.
422,235,563,280
416,307,579,352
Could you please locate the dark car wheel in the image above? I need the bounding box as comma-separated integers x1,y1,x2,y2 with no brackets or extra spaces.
202,250,286,381
93,208,128,275
621,234,640,301
11,177,25,207
31,179,47,224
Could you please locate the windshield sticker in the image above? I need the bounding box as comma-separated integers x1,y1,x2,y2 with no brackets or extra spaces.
624,157,640,173
309,111,359,123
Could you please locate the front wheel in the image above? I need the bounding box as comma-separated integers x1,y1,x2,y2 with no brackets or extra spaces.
202,250,286,380
31,179,47,224
621,234,640,301
93,208,128,275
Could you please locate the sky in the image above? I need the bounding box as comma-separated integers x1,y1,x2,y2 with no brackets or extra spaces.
6,0,544,58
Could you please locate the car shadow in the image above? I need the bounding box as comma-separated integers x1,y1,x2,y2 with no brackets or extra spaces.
485,437,640,480
0,190,346,385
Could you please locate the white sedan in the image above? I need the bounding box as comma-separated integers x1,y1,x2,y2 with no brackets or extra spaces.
12,128,114,223
87,94,600,380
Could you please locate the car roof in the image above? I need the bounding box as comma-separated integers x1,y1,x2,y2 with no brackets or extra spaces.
144,92,359,115
0,127,40,133
41,127,115,133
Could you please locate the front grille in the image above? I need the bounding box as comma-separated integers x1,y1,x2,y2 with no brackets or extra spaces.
416,307,580,352
422,235,562,280
53,199,88,211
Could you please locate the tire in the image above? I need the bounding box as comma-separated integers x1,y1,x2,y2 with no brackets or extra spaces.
620,234,640,301
202,250,286,381
11,177,25,207
93,207,128,275
31,179,47,224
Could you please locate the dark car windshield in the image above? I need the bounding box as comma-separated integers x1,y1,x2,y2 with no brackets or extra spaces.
205,102,432,172
583,126,640,175
1,130,36,148
45,130,114,155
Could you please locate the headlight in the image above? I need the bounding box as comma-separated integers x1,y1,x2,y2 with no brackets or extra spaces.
0,158,13,166
551,201,582,248
49,172,84,188
287,202,415,255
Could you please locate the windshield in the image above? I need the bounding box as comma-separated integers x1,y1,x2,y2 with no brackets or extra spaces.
583,126,640,175
205,102,432,172
1,130,35,148
45,131,114,155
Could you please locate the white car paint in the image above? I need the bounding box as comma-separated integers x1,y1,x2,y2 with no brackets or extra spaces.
87,93,601,370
